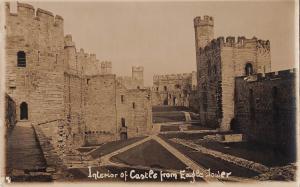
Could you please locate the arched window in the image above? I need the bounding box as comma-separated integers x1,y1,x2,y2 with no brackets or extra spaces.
245,63,253,76
164,86,167,91
132,102,136,109
17,51,26,67
20,102,28,120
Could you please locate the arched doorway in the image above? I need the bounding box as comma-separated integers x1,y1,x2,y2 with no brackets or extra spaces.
245,63,253,76
120,132,128,140
20,102,28,120
163,98,168,105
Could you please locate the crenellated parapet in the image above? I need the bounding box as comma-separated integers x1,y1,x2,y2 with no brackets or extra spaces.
201,35,271,54
153,73,193,82
194,15,214,27
6,2,64,29
236,68,296,82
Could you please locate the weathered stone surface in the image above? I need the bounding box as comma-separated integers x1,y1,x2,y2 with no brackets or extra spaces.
194,16,271,130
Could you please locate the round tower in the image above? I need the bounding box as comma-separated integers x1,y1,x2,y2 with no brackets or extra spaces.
194,15,214,50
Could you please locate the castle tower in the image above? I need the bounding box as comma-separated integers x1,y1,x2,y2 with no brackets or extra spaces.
101,61,112,74
194,16,214,50
132,66,144,88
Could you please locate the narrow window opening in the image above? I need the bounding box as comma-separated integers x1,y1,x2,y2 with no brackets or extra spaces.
20,102,28,120
17,51,26,67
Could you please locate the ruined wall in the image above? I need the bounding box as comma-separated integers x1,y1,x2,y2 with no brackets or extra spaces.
84,74,117,145
234,69,296,155
5,2,65,123
64,73,85,146
152,73,196,109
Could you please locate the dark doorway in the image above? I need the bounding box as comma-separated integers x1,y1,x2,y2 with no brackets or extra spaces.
20,102,28,120
163,98,168,105
245,63,253,76
173,97,176,106
120,132,128,140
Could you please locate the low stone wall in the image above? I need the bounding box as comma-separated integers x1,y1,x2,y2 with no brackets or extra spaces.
33,122,69,180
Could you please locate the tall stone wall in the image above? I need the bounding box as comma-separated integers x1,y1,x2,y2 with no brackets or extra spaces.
64,73,85,146
197,40,222,128
84,74,118,144
219,37,271,130
5,2,65,123
194,15,272,130
116,82,152,139
234,69,296,156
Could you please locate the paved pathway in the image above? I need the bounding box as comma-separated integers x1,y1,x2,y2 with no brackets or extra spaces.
6,121,47,172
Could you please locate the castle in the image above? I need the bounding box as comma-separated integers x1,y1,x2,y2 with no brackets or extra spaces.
151,72,199,111
194,16,296,153
5,2,152,146
194,16,271,131
4,2,296,158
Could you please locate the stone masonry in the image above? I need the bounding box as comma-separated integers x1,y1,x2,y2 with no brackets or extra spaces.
152,72,198,111
5,2,152,150
194,16,271,130
234,69,296,155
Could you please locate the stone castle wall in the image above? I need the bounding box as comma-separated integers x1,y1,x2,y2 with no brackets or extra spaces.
116,83,152,138
194,15,271,130
5,2,65,124
234,69,296,155
5,2,152,147
5,94,16,128
152,72,197,109
64,73,85,146
84,74,118,144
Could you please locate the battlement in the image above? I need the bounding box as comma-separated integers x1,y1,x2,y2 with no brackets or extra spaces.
132,66,144,72
194,16,214,27
101,61,112,68
201,36,270,51
236,68,296,82
6,2,63,27
153,73,193,81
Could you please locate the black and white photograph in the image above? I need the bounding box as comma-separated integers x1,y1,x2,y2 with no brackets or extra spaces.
1,0,298,185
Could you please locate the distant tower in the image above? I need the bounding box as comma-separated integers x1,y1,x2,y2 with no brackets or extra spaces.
101,61,112,74
132,66,144,88
194,15,214,50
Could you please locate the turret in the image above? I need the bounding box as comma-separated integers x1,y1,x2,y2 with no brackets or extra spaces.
194,15,214,50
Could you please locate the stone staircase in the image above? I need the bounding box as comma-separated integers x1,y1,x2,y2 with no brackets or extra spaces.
6,121,51,181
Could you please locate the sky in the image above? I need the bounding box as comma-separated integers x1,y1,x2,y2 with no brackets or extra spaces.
26,0,296,86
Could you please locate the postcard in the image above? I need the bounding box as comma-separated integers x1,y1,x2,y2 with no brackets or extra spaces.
1,0,298,186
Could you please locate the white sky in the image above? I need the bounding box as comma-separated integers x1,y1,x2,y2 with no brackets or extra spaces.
26,0,296,86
